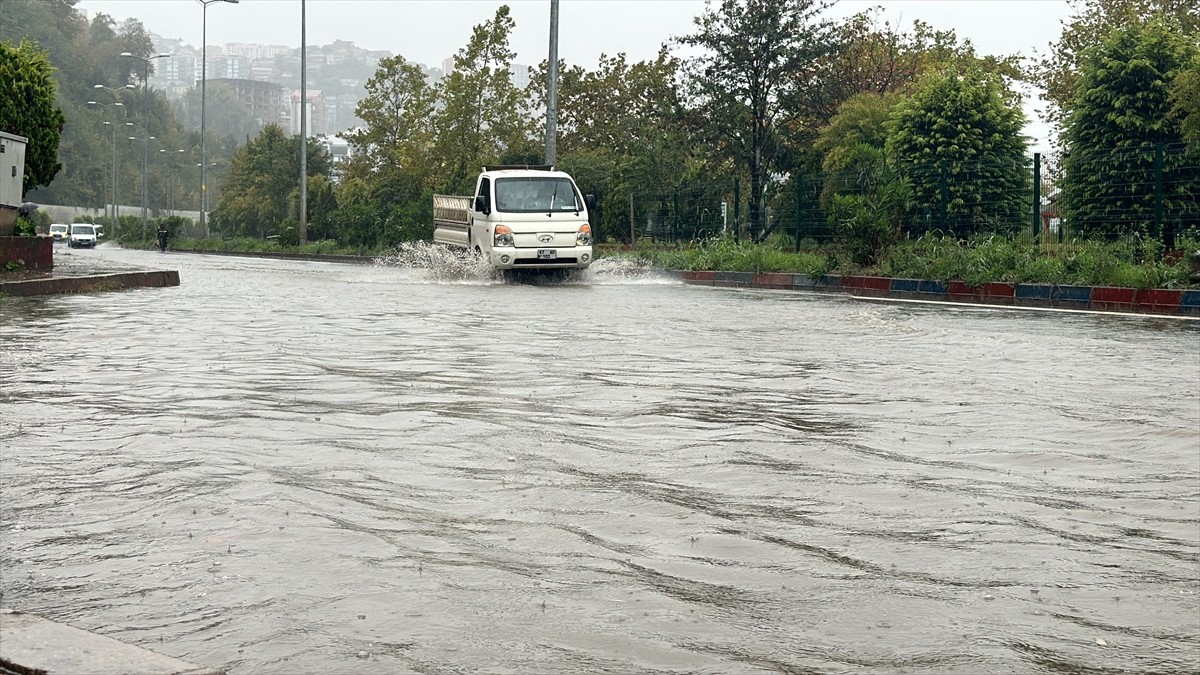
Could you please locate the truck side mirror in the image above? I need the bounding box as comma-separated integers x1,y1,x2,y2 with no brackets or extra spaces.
474,194,489,214
585,194,597,211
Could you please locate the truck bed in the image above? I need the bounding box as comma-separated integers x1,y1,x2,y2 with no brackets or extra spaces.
432,194,472,248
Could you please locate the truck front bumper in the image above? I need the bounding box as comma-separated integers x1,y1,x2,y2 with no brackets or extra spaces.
489,246,593,270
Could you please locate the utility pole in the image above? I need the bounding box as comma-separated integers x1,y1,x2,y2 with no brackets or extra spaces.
199,0,239,239
299,0,308,245
120,52,170,238
544,0,559,167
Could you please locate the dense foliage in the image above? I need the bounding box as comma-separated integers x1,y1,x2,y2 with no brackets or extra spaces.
0,40,65,193
210,124,331,239
887,68,1030,236
1059,19,1200,241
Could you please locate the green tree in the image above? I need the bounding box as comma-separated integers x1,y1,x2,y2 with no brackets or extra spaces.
3,3,200,212
788,12,1010,144
211,123,330,238
677,0,835,235
1059,19,1199,241
887,68,1029,235
1170,53,1200,152
1037,0,1198,130
827,143,911,265
526,49,691,242
814,91,905,211
342,53,436,220
431,5,527,194
0,40,66,194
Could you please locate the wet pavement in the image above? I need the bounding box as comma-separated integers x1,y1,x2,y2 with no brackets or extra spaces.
1,245,1198,674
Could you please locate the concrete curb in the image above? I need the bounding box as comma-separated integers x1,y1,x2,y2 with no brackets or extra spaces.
0,270,180,297
679,271,1200,318
182,249,376,264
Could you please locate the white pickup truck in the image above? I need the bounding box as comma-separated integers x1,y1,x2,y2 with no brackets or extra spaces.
433,165,595,271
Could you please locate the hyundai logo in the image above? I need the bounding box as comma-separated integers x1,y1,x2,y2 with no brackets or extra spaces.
538,234,554,243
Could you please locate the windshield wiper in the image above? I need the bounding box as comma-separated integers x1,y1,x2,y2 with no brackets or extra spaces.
548,182,559,217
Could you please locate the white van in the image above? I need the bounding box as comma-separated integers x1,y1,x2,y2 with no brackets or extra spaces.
68,223,98,248
48,223,69,241
433,166,595,271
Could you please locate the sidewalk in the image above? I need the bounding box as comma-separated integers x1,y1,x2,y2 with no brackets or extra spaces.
0,247,179,297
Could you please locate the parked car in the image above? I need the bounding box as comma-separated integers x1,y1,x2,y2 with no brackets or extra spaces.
68,223,98,248
48,223,69,241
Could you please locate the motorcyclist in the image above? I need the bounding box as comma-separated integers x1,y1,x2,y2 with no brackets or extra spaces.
156,223,169,252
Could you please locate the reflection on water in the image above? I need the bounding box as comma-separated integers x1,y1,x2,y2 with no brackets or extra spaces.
1,246,1197,674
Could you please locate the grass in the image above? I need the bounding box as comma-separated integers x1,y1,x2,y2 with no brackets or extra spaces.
124,231,1197,290
600,233,1199,289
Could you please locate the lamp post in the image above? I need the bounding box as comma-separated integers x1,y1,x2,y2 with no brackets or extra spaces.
90,85,133,227
159,148,185,216
86,97,125,225
299,0,307,245
119,52,170,238
198,0,239,239
545,0,560,166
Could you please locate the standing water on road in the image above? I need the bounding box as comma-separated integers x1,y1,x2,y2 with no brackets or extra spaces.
2,246,1197,674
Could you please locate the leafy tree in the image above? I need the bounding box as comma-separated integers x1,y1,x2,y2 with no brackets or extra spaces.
527,49,691,241
1037,0,1198,130
342,53,436,224
1059,19,1199,241
827,143,911,265
1170,53,1200,152
814,91,905,211
677,0,835,235
431,5,527,194
887,68,1029,235
211,123,330,238
789,13,992,142
3,3,201,213
0,40,66,194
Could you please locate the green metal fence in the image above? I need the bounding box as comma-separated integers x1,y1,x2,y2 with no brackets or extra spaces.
619,144,1200,249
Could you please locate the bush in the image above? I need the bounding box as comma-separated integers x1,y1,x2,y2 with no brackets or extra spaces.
605,231,1197,288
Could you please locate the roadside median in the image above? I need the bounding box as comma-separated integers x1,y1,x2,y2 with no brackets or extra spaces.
678,270,1200,318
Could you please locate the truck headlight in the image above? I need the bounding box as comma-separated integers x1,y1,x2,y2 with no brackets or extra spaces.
494,225,514,248
576,223,592,246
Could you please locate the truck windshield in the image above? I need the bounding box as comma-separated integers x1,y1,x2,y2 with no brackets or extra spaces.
494,177,580,213
71,225,94,235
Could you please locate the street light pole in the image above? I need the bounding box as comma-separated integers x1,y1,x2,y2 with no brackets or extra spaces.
87,99,123,224
160,148,184,215
545,0,560,166
90,86,132,228
199,0,239,239
299,0,307,245
120,51,170,239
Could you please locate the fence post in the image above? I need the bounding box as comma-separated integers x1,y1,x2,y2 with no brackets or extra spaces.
733,178,741,243
628,192,635,245
939,161,949,234
794,174,803,253
1032,152,1041,241
1155,143,1170,250
673,189,681,243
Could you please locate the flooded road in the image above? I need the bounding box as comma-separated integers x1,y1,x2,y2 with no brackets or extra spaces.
2,245,1198,674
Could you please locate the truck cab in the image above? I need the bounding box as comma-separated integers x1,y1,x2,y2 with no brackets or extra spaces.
434,166,594,271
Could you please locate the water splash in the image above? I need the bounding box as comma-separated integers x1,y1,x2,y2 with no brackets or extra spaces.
371,241,675,285
373,241,498,283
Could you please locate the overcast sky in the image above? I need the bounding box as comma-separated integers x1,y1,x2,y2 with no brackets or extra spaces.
74,0,1077,150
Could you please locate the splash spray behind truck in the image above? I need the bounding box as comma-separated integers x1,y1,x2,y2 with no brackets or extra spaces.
433,165,595,272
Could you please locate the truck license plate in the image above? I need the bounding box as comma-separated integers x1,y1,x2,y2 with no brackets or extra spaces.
537,249,557,260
